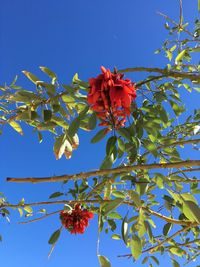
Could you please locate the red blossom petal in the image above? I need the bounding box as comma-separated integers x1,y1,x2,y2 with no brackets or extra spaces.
60,205,94,234
87,66,136,129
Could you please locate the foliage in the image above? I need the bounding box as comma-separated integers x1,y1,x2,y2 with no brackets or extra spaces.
0,3,200,267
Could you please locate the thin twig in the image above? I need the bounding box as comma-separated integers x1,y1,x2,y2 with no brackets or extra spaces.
143,224,193,253
142,138,200,158
170,167,200,176
168,238,200,248
136,75,166,87
18,210,61,224
157,11,193,37
179,0,183,27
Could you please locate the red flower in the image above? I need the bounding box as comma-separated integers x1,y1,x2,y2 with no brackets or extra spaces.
87,66,136,129
60,204,94,234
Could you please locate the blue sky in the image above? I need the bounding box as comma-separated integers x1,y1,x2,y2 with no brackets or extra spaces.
0,1,199,267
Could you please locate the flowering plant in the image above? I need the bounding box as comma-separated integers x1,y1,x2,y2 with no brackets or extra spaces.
88,66,136,129
60,204,94,234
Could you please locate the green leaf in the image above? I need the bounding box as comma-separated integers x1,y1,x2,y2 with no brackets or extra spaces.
121,213,129,245
9,121,23,135
51,116,68,129
144,221,153,241
142,256,149,264
181,193,197,204
152,173,164,189
117,138,125,152
61,94,75,103
136,183,148,196
143,140,158,157
128,191,141,207
8,90,43,103
37,131,43,143
37,122,57,132
107,212,122,220
130,234,142,260
169,247,185,257
166,50,172,61
38,82,56,95
98,255,111,267
52,104,60,113
54,135,65,160
49,192,64,199
198,0,200,11
0,208,9,215
163,223,172,236
18,208,23,217
88,113,97,130
54,135,72,160
48,229,61,245
111,190,125,199
106,136,117,156
102,198,123,215
24,206,33,213
100,155,114,170
72,73,89,89
68,117,80,137
111,234,121,240
169,100,185,117
30,111,38,120
171,259,180,267
137,211,146,237
175,49,186,63
91,129,107,143
10,75,18,87
22,71,40,84
39,66,57,83
182,200,200,223
170,45,177,52
150,256,159,265
43,110,52,122
191,46,200,52
117,128,131,140
157,105,168,123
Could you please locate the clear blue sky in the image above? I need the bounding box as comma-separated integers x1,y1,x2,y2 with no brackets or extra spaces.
0,1,199,267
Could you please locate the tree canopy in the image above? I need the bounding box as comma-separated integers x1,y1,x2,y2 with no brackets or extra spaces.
0,1,200,267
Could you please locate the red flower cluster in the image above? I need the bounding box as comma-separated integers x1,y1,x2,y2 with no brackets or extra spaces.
87,66,136,129
60,204,94,234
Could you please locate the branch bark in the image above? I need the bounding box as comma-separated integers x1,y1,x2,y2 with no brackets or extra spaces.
119,67,200,83
6,160,200,183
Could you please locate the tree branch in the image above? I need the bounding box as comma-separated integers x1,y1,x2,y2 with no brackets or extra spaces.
143,224,193,253
136,75,166,87
142,138,200,158
18,210,61,224
141,207,194,226
119,67,200,83
6,160,200,183
169,167,200,176
1,199,194,226
118,224,195,258
157,11,194,38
